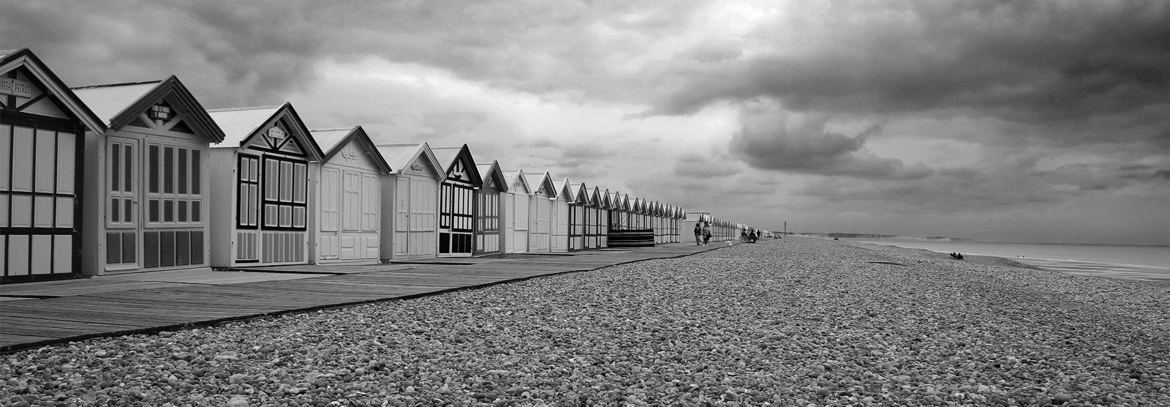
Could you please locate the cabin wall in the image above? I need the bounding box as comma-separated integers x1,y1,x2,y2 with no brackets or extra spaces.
207,148,236,268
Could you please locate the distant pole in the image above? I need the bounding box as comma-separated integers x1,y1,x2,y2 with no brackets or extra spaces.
784,221,787,236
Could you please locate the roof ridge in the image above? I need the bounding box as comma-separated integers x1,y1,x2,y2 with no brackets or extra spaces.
207,105,283,113
72,79,163,90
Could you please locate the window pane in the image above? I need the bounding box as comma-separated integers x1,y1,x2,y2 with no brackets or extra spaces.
111,144,120,191
124,145,132,192
280,161,292,202
149,145,160,193
178,149,187,194
110,198,120,222
163,147,173,193
164,200,173,222
293,163,306,203
124,199,132,223
150,200,159,222
238,185,249,226
265,160,278,200
191,150,201,194
239,157,250,181
178,200,188,222
192,201,201,222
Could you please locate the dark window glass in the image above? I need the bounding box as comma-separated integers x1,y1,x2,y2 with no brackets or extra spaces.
178,201,188,222
111,145,120,191
149,145,159,193
164,200,173,222
192,201,201,222
124,145,132,192
191,150,200,194
123,199,132,223
149,200,159,222
110,198,120,222
178,149,187,194
163,147,173,193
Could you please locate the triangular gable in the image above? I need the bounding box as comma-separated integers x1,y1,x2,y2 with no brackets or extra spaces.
377,142,444,181
432,144,483,186
312,126,392,173
598,188,612,209
209,102,324,161
476,160,509,193
588,187,602,207
526,172,557,199
554,178,574,202
573,183,590,205
505,170,531,195
73,75,226,143
1,48,104,133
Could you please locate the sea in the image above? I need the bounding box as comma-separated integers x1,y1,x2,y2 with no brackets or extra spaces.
857,239,1170,283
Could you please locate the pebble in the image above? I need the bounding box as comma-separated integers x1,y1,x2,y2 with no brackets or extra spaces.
1,238,1167,405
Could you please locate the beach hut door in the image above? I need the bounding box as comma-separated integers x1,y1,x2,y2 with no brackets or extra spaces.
105,137,139,270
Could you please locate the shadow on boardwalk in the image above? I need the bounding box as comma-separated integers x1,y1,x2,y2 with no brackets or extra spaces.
0,244,723,352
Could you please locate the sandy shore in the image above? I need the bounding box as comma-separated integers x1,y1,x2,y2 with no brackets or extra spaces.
3,237,1168,406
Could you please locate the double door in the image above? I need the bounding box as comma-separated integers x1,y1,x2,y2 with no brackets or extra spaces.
105,136,206,272
1,121,79,280
393,175,437,258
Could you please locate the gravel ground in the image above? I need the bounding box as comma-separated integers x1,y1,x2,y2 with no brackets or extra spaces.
3,237,1169,406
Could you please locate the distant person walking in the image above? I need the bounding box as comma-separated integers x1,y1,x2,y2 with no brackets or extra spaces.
702,222,712,246
693,223,702,246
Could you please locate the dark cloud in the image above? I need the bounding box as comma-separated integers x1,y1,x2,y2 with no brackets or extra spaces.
728,109,932,180
647,1,1170,145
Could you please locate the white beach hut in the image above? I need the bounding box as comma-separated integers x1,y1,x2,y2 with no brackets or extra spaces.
73,76,226,275
524,171,557,253
310,127,390,263
502,170,530,254
206,103,325,268
550,177,572,253
1,49,106,282
376,143,444,260
474,160,507,256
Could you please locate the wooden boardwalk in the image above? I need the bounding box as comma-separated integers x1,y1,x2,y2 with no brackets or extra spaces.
0,244,719,352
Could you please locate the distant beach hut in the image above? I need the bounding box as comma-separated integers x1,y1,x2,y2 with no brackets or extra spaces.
564,181,588,252
524,171,557,253
583,186,602,250
207,103,324,267
502,169,530,253
309,126,390,263
73,75,226,275
550,177,571,253
1,49,105,282
474,160,508,256
429,145,482,258
376,143,444,260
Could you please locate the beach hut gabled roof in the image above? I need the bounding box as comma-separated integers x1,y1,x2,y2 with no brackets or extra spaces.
73,75,226,143
208,102,325,161
376,142,444,178
564,182,588,205
588,186,603,207
525,171,558,198
309,126,391,173
431,144,483,186
476,160,509,193
1,48,105,134
504,169,531,195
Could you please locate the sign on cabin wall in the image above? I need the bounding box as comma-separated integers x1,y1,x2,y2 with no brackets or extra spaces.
0,78,33,98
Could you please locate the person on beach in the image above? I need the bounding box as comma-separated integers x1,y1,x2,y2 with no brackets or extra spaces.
694,223,703,245
702,222,712,246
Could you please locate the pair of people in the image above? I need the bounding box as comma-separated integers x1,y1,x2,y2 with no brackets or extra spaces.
693,222,712,246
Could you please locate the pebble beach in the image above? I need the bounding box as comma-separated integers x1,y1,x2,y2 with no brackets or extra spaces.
3,238,1169,406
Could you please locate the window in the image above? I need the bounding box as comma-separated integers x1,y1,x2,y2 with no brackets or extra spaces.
148,144,204,227
259,156,307,230
237,155,260,228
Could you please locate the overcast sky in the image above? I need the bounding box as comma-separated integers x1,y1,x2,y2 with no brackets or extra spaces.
4,0,1168,244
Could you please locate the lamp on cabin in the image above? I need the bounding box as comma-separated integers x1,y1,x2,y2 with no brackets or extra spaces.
149,104,172,123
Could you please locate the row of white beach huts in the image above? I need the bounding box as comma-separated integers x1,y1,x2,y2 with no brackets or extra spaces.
1,48,765,283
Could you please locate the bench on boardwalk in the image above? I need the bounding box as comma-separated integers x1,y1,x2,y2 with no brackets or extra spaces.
607,229,655,247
